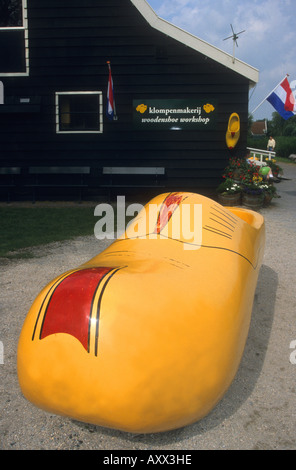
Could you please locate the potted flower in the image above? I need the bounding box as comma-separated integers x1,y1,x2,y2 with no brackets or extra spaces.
260,183,278,206
222,157,249,183
242,173,265,210
217,178,242,206
264,157,283,181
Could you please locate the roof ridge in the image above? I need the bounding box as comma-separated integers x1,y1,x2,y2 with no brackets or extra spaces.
130,0,258,87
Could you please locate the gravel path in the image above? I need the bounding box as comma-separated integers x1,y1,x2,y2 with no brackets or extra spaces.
1,163,296,450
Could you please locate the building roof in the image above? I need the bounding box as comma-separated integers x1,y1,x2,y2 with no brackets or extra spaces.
131,0,259,88
251,120,267,136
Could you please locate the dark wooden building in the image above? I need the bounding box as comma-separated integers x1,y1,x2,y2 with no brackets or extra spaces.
0,0,258,200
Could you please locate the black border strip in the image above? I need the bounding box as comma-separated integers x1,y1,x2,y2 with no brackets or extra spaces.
94,267,125,357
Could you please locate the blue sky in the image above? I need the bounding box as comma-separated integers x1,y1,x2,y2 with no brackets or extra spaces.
146,0,296,121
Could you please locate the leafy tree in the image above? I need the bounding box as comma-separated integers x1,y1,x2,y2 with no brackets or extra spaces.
268,112,296,136
283,116,296,136
269,112,285,136
248,114,254,136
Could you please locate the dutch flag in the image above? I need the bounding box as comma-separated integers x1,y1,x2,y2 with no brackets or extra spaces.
107,61,117,120
266,77,296,120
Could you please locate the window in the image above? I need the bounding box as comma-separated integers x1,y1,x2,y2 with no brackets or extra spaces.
0,0,23,27
56,92,103,134
0,0,29,75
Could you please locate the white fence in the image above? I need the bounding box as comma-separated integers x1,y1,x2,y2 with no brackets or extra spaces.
247,147,276,164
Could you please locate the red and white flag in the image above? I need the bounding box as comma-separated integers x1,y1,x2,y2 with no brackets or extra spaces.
107,61,117,120
266,76,296,120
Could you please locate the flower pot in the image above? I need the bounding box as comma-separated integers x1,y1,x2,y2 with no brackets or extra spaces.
263,193,273,207
232,171,243,184
218,192,241,206
242,192,264,211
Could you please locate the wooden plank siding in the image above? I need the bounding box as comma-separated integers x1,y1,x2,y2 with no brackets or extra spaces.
0,0,250,198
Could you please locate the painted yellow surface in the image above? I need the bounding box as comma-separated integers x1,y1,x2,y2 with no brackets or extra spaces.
226,112,240,149
17,192,265,433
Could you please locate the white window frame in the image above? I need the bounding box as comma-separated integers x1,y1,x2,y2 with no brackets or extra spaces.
55,91,104,134
0,0,29,76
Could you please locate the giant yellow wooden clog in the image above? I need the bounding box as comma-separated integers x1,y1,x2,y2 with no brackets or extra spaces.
17,192,265,433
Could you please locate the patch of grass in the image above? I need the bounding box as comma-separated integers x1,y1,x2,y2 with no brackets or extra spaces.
0,207,96,258
276,156,294,164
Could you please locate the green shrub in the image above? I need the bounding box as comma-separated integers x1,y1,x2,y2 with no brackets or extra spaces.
247,136,296,159
274,137,296,159
247,136,267,151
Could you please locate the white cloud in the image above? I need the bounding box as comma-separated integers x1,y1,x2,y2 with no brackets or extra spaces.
147,0,296,119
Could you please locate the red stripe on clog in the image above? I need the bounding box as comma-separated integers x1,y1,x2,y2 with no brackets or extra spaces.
40,267,113,352
154,192,184,234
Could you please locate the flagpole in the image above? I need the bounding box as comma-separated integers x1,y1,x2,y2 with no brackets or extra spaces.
107,61,118,120
250,74,289,115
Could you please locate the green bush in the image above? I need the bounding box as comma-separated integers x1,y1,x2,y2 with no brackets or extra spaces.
247,136,296,159
247,136,267,151
274,137,296,159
